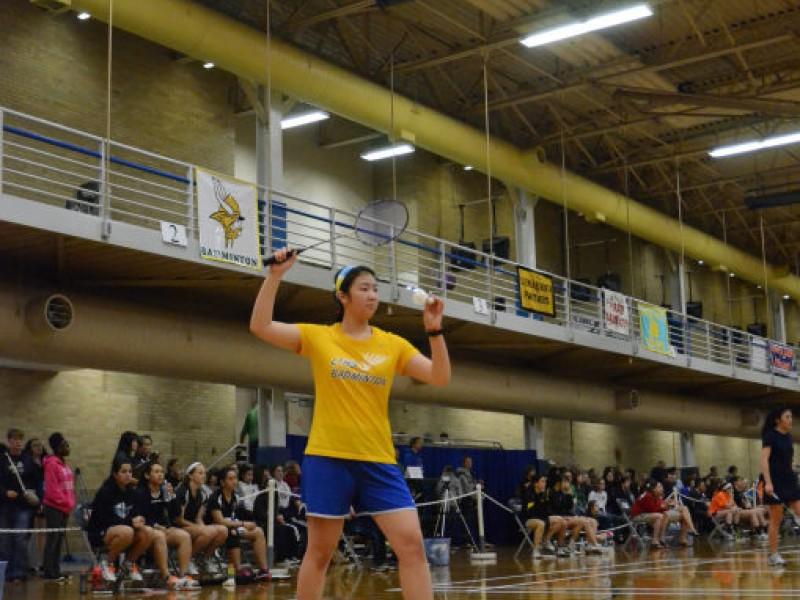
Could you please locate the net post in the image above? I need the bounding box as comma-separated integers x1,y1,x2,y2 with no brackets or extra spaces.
267,477,276,569
476,483,485,551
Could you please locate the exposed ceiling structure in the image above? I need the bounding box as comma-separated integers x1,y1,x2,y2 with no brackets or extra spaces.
199,0,800,271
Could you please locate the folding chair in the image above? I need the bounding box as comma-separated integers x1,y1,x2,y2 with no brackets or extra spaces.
509,498,537,558
708,514,734,542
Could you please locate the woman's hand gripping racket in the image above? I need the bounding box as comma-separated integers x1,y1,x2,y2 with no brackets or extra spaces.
265,199,409,266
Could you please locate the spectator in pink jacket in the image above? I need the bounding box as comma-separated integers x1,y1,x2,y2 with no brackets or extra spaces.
42,433,75,582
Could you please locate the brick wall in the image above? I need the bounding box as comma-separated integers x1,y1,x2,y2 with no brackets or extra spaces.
0,0,235,173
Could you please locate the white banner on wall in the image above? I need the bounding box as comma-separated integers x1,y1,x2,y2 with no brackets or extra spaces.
196,168,261,270
603,290,630,336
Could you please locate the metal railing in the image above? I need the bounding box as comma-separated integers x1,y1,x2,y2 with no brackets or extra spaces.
0,106,797,388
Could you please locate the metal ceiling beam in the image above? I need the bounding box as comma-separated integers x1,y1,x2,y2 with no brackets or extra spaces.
479,35,793,113
613,86,800,118
285,0,376,31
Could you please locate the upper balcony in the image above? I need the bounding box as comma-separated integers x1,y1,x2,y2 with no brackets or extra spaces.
0,106,797,402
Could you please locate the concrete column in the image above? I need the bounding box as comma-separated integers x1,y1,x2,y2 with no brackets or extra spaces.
679,431,696,468
512,188,537,269
771,292,787,343
524,416,545,458
256,88,284,190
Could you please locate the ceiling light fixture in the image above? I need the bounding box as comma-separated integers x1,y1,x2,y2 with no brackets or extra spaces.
697,260,704,266
710,131,800,158
784,295,791,300
361,144,415,162
520,3,653,48
203,61,215,69
280,111,330,130
463,165,474,171
77,11,91,20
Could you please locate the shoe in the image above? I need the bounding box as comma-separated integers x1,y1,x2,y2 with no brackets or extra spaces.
254,568,271,582
768,553,787,567
187,559,200,576
222,577,236,588
43,575,67,584
585,544,604,555
758,532,769,542
127,563,143,583
100,560,116,583
182,575,201,589
166,575,181,590
532,550,542,560
556,547,571,558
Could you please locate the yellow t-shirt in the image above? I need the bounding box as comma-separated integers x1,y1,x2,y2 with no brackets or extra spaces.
297,323,420,464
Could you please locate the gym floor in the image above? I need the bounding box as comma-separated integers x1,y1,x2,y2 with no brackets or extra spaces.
6,541,800,599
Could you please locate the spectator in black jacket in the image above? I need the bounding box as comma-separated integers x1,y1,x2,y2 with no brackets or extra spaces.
136,462,197,589
87,458,152,585
253,482,302,566
608,475,636,516
550,476,604,555
174,462,228,573
206,467,270,581
113,432,139,485
0,428,38,583
521,474,564,558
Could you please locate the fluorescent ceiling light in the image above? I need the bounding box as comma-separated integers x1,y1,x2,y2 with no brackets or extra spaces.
710,131,800,158
77,11,91,20
280,111,330,130
464,165,474,171
361,144,415,162
729,272,736,278
202,61,215,69
697,260,704,265
520,3,653,48
784,294,791,300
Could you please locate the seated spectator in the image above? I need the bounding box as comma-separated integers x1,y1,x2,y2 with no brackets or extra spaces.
708,481,739,537
705,465,719,481
166,459,181,489
661,479,697,545
684,479,712,534
550,476,603,555
254,481,303,566
662,468,678,499
608,475,636,516
174,462,228,574
726,465,739,483
1,428,41,584
113,432,139,485
732,477,768,538
207,466,269,581
42,433,75,583
235,464,258,520
272,465,293,511
625,469,640,496
574,472,591,514
87,459,154,586
588,479,627,542
631,480,668,548
650,461,668,484
284,461,301,494
206,470,220,493
135,463,198,589
133,435,158,482
521,474,564,558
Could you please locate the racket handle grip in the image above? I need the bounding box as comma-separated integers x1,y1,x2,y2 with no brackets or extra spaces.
265,248,302,266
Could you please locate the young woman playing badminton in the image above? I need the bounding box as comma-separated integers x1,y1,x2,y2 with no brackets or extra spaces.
250,248,450,600
761,407,800,566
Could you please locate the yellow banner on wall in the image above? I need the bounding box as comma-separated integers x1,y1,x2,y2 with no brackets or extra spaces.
517,267,555,317
638,303,671,355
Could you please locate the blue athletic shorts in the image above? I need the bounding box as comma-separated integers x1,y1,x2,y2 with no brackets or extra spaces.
301,455,416,518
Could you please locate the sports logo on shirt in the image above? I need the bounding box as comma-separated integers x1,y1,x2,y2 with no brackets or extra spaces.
113,502,132,520
329,354,389,386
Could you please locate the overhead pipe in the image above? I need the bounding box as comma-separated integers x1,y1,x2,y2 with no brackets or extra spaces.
67,0,800,299
0,282,762,437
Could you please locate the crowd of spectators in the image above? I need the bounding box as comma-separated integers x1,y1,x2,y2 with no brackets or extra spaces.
0,426,786,588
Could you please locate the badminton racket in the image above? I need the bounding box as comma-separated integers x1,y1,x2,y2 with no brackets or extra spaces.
265,199,409,265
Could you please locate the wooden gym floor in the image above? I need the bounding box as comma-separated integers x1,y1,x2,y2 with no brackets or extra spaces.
6,540,800,599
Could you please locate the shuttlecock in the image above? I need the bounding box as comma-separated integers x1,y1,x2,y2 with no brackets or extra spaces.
411,287,430,307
